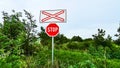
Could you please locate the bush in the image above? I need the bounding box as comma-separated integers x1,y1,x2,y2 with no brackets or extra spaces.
107,59,120,68
34,47,94,68
67,42,90,50
108,44,120,59
0,54,27,68
92,57,120,68
88,45,105,58
55,50,93,68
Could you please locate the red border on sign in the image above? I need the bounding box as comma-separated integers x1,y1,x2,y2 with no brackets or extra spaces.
45,23,59,37
40,9,67,23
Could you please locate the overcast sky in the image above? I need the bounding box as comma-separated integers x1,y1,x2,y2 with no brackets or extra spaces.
0,0,120,39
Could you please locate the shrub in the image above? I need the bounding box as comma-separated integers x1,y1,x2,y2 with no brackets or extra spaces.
108,44,120,59
107,59,120,68
67,42,90,50
0,54,27,68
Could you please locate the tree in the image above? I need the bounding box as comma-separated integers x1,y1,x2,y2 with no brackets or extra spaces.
83,38,93,41
114,24,120,45
2,10,24,39
92,29,112,47
38,26,51,46
0,10,37,56
0,23,2,28
92,29,106,47
92,29,112,68
21,10,37,55
1,10,25,54
71,36,83,42
55,34,69,44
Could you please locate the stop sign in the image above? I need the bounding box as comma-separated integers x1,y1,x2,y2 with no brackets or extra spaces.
46,23,59,37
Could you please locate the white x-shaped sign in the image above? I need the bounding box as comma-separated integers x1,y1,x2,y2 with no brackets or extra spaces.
40,9,66,23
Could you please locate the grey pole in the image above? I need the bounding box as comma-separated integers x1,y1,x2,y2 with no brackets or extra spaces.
52,37,54,66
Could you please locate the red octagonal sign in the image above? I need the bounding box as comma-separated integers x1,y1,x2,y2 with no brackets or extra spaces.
46,23,59,37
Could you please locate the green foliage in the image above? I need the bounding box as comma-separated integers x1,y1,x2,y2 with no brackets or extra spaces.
0,10,38,67
92,29,112,48
0,54,27,68
0,33,9,48
33,46,51,68
2,11,24,39
21,10,37,55
71,36,83,42
38,27,51,46
55,34,69,44
0,23,2,28
107,59,120,68
67,41,90,50
108,44,120,59
33,48,96,68
114,24,120,45
55,50,92,68
83,38,93,41
92,29,106,46
88,45,105,58
33,47,120,68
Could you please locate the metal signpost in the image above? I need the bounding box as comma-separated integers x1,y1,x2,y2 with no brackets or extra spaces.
40,9,66,67
52,37,54,66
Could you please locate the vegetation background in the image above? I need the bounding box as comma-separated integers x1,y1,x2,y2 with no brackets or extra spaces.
0,10,120,68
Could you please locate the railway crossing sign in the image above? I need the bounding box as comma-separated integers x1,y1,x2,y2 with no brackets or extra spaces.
40,9,66,23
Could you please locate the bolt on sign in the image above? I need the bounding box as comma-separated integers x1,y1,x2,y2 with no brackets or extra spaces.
40,9,67,23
